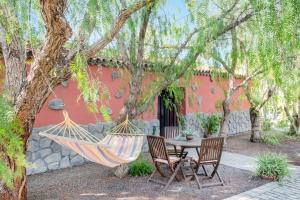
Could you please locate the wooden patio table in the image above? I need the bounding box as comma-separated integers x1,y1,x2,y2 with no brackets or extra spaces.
166,137,202,158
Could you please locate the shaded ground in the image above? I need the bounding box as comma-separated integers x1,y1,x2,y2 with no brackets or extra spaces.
28,162,268,200
225,133,300,165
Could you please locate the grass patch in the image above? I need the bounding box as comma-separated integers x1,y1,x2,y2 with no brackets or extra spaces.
256,152,291,182
262,130,289,145
129,157,154,177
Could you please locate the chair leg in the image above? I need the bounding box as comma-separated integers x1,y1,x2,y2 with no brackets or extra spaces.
165,161,182,189
155,162,166,177
148,168,157,182
202,165,208,176
210,163,219,178
190,164,201,189
215,169,224,186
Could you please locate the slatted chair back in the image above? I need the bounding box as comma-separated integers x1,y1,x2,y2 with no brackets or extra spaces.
198,137,224,164
164,126,180,139
147,135,169,162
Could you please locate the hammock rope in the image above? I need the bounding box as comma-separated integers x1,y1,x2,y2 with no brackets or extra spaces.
39,111,144,168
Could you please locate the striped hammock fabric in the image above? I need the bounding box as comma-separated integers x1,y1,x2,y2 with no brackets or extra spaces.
40,133,144,168
39,112,144,168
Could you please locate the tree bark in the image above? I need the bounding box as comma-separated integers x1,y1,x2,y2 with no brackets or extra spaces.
117,2,153,122
1,1,72,199
0,27,26,104
219,98,231,138
249,107,262,142
284,106,298,135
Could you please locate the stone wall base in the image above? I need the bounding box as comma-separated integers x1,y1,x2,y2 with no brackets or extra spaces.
26,110,250,175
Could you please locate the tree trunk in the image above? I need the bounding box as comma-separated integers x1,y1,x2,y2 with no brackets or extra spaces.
0,26,26,104
249,107,262,142
1,1,72,199
219,99,231,138
118,67,144,122
284,106,298,135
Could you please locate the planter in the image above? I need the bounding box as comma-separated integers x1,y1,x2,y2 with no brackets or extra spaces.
261,175,276,181
186,135,193,141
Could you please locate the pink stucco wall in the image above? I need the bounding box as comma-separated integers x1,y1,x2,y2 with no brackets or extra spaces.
0,60,250,127
185,75,250,114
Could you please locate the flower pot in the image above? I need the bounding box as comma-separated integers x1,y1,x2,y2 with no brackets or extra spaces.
261,175,276,181
186,135,193,141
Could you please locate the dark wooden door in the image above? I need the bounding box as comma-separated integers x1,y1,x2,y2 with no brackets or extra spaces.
158,90,179,137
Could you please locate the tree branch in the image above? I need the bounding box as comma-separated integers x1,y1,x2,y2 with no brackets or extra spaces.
137,2,154,64
233,69,263,91
83,0,154,58
134,9,254,118
257,87,275,110
168,28,199,67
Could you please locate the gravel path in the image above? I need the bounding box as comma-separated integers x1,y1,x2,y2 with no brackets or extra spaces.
28,163,268,200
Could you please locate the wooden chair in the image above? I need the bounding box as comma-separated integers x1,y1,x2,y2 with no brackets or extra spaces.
192,137,225,188
164,126,188,158
147,135,199,189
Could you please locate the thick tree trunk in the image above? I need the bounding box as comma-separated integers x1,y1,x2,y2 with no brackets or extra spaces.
1,1,72,199
249,108,262,142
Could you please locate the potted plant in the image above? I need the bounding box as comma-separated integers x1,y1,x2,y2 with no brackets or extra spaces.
181,129,194,141
256,153,291,182
197,114,221,138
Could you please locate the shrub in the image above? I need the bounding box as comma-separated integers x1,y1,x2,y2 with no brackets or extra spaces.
0,96,27,189
277,119,289,129
256,153,291,181
129,158,154,177
262,131,287,145
197,114,221,137
262,119,272,131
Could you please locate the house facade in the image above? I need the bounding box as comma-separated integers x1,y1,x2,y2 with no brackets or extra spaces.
1,58,251,174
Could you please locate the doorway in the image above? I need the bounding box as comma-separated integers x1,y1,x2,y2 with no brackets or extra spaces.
158,89,185,137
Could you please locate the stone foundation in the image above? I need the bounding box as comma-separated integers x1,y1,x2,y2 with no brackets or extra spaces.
185,110,251,136
26,119,159,175
26,110,250,175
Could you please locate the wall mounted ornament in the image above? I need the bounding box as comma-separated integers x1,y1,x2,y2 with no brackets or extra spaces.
197,96,203,106
115,89,124,99
111,71,120,80
191,84,198,91
107,107,113,115
48,98,65,110
210,87,216,94
61,80,69,88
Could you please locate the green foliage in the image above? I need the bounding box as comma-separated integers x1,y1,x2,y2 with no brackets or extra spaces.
196,114,221,136
0,96,27,189
277,119,289,129
256,153,291,181
262,118,272,131
70,53,111,121
163,85,184,111
262,131,288,146
129,157,154,177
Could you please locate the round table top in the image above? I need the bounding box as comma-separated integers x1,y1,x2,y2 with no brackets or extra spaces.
166,137,202,148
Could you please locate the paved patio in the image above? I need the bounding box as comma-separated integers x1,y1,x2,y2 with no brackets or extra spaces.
190,150,300,200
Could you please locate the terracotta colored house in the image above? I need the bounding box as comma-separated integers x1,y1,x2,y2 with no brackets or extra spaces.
34,59,250,136
1,58,251,174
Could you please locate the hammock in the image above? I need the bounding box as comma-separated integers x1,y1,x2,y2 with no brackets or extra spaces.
39,112,144,168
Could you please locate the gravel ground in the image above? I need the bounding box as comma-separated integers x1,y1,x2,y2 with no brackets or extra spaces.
225,133,300,165
28,162,269,200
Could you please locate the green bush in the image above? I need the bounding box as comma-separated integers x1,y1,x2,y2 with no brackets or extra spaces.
262,119,272,131
277,119,289,129
262,131,287,145
129,158,154,177
196,114,221,137
256,153,291,181
0,96,27,189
